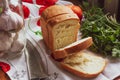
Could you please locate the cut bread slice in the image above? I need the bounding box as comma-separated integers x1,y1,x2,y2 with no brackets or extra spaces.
61,52,106,78
53,37,93,59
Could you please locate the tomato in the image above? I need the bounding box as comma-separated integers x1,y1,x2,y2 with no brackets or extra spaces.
36,0,58,6
22,5,30,19
39,6,48,15
22,0,33,3
45,0,58,6
37,19,40,26
0,62,10,72
66,5,83,20
36,0,45,5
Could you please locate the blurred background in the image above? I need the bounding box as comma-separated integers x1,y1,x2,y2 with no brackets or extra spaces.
66,0,120,22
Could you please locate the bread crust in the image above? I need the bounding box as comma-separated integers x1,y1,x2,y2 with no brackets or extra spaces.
53,50,68,59
41,5,74,21
41,13,79,27
47,24,54,51
40,17,49,47
53,37,93,59
47,13,79,27
65,37,93,54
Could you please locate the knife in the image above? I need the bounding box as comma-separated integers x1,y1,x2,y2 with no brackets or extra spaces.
0,68,11,80
25,40,58,80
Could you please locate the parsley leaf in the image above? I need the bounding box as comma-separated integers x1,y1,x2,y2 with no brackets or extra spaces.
0,7,3,13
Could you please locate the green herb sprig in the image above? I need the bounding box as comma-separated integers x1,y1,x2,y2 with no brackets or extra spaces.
0,7,3,14
28,18,42,36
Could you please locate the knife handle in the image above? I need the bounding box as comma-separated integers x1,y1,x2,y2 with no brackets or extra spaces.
31,77,50,80
31,76,55,80
31,73,58,80
0,68,11,80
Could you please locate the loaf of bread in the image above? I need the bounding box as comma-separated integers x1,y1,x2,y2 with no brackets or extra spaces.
40,5,80,52
53,37,93,59
61,52,106,78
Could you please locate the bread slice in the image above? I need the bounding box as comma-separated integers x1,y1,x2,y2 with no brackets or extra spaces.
61,52,106,78
53,37,93,59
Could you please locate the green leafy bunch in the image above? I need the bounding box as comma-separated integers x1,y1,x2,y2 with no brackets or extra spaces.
80,4,120,57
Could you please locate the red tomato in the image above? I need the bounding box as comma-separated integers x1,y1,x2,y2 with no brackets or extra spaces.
22,0,33,3
36,0,58,6
36,0,45,5
66,5,83,20
37,19,40,26
39,6,48,15
44,0,58,6
0,62,10,72
22,5,30,19
72,5,83,20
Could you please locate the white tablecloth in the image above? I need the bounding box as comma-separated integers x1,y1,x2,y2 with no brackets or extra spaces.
0,0,120,80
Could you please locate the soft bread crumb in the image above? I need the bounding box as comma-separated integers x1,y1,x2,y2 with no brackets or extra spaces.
53,20,80,50
61,52,106,78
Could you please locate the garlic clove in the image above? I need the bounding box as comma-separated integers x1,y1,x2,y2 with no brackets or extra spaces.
0,31,13,51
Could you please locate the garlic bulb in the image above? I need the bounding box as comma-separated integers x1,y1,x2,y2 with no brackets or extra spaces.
0,31,13,52
0,0,24,32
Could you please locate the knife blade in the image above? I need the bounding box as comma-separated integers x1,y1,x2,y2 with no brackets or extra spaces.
25,40,58,80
